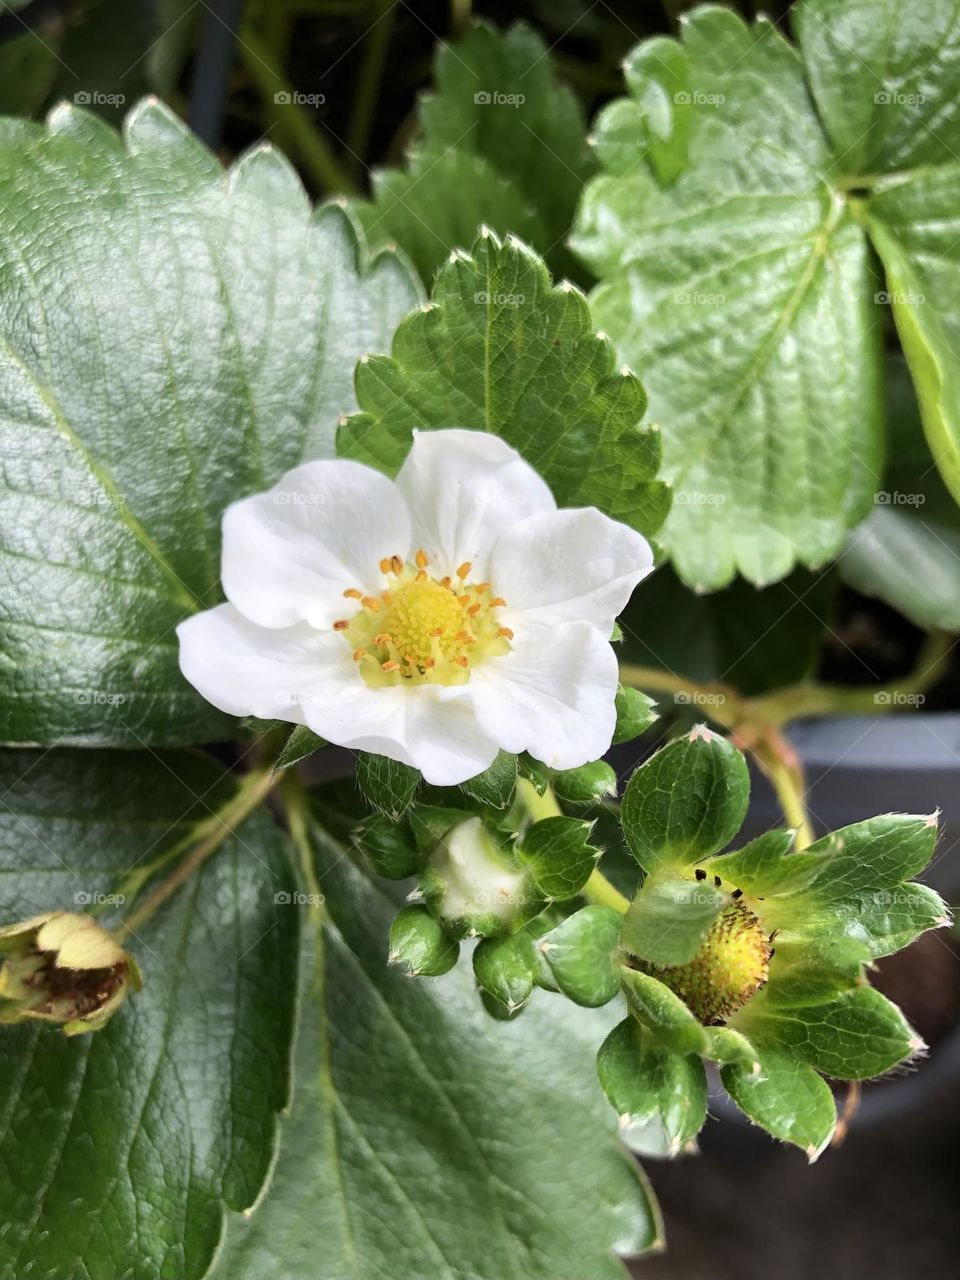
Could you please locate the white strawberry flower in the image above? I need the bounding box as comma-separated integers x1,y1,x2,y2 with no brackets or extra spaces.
177,430,654,786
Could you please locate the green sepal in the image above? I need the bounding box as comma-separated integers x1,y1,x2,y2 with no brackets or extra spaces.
702,828,819,897
620,727,749,873
420,817,534,940
355,813,422,881
721,1045,836,1160
388,906,459,977
537,906,623,1007
273,726,326,773
519,816,599,900
702,1026,759,1069
621,868,725,967
473,932,537,1019
551,761,618,807
408,805,471,854
356,752,421,819
620,967,708,1056
736,984,920,1081
613,686,658,744
459,751,518,810
597,1017,707,1157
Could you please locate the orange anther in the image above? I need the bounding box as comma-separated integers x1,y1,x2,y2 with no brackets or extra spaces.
382,660,400,672
361,596,381,612
430,627,444,637
415,569,427,582
453,656,469,668
455,631,473,643
343,587,363,600
374,632,392,646
352,648,367,661
489,597,506,608
422,658,436,669
415,549,429,568
467,604,481,616
333,619,350,631
379,557,391,574
456,561,472,580
390,554,403,575
473,582,491,593
440,576,452,589
497,627,514,640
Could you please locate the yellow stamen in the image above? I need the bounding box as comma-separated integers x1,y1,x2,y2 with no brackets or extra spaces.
379,557,391,574
497,627,514,640
415,569,427,582
454,656,469,668
343,587,363,600
333,619,350,631
390,554,403,575
415,549,429,569
440,576,452,589
374,633,392,647
382,660,400,672
362,596,381,612
489,597,506,608
456,561,472,580
352,648,367,661
467,603,481,616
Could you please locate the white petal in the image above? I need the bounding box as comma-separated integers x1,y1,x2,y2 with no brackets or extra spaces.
490,507,654,634
177,605,346,722
471,620,619,771
304,684,500,787
395,429,555,579
221,459,411,629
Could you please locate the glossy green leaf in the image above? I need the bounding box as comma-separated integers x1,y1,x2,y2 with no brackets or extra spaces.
573,6,883,589
274,724,326,772
0,101,421,747
459,750,518,810
721,1044,836,1158
538,906,623,1007
620,728,750,872
868,169,960,509
216,823,662,1279
620,967,708,1057
0,748,299,1280
737,984,919,1081
356,751,421,819
702,1025,759,1068
796,0,960,177
520,816,598,901
621,869,725,967
353,20,594,284
598,1017,707,1157
703,829,819,898
337,229,670,537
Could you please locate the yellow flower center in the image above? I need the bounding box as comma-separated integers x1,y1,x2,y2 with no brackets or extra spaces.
333,550,512,688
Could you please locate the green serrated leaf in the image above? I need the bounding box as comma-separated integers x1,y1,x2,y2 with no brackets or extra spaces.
703,829,819,897
274,724,326,772
598,1017,707,1157
620,728,750,872
621,869,725,967
216,821,662,1278
721,1044,836,1158
620,967,708,1056
356,752,422,818
0,748,298,1280
572,6,883,588
613,685,658,744
353,20,594,284
459,750,517,809
538,906,623,1007
0,102,421,747
337,229,669,537
520,817,598,901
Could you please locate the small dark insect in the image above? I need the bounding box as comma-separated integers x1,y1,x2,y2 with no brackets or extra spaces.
731,888,743,900
695,868,706,881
